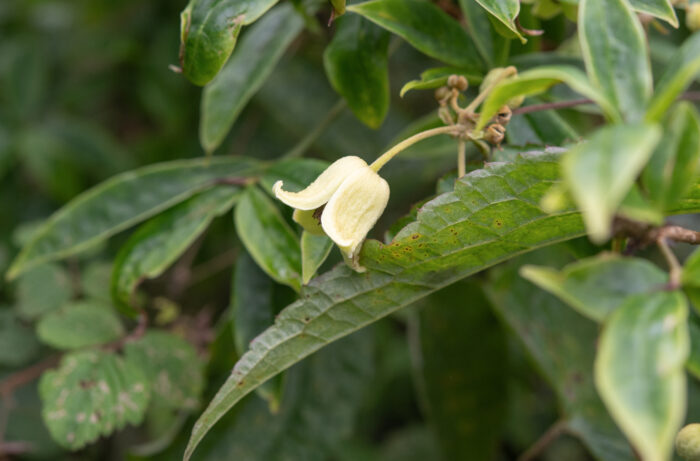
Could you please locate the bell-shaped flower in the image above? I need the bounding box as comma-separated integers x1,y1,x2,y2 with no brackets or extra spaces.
273,156,390,272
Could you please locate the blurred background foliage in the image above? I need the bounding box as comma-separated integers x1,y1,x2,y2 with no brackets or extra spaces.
0,0,698,460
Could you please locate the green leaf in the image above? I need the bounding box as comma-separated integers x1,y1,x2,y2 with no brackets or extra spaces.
643,102,700,211
476,65,619,132
301,231,333,285
399,67,481,98
194,330,374,460
200,3,304,153
646,32,700,122
183,151,700,460
458,0,504,67
111,186,240,315
231,250,284,407
487,248,637,461
347,0,484,71
521,254,668,322
504,99,579,146
629,0,678,26
7,156,257,280
0,309,41,367
579,0,652,122
474,0,525,43
39,350,150,450
36,301,125,350
234,186,302,291
411,280,507,460
179,0,279,86
562,123,661,243
15,263,72,320
688,316,700,381
124,331,204,410
595,291,689,461
684,247,700,291
81,261,113,302
324,14,389,128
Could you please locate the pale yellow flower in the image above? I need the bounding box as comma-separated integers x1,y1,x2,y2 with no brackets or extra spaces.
273,156,390,272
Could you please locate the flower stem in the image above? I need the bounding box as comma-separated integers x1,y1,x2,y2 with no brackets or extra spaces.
457,139,466,177
370,125,460,172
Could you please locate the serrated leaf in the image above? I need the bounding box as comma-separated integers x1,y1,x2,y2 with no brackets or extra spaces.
7,156,258,280
646,32,700,123
179,0,279,86
231,250,284,407
36,301,124,350
347,0,484,71
301,231,333,285
595,291,689,461
234,186,301,291
183,151,700,460
411,280,506,460
521,254,668,322
0,308,41,367
399,67,481,98
124,331,204,410
324,14,389,129
15,263,72,320
487,248,636,461
474,0,525,43
476,65,619,132
111,186,241,316
39,350,150,450
200,3,304,153
579,0,652,122
562,123,661,243
643,102,700,211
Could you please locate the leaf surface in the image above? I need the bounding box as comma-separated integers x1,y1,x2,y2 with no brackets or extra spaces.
200,3,303,153
347,0,484,71
8,157,257,280
474,0,525,43
37,301,125,350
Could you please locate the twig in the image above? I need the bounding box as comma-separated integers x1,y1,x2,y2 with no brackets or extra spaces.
517,419,566,461
457,139,466,177
0,355,60,399
658,237,683,289
0,441,33,457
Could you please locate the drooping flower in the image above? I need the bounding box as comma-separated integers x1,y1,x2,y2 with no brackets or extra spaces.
273,156,390,272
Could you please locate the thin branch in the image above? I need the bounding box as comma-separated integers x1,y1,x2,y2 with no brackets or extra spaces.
0,355,60,398
0,441,33,457
658,237,682,289
517,419,566,461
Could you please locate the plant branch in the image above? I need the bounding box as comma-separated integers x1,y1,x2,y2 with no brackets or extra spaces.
370,125,461,172
517,419,566,461
0,355,60,399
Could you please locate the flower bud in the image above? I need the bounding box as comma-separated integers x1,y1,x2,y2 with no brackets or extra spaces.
434,86,449,101
688,3,700,31
447,75,468,91
677,423,700,460
484,124,506,146
496,105,512,126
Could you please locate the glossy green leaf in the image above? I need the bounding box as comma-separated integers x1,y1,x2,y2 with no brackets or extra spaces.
200,3,303,153
629,0,677,26
15,263,72,320
179,0,279,86
183,151,700,459
487,248,637,461
521,254,668,322
347,0,484,71
412,280,507,460
643,102,700,211
111,186,240,315
7,156,257,280
36,301,125,350
579,0,652,122
476,65,619,132
324,14,389,129
474,0,525,43
458,0,506,67
194,330,373,460
595,291,689,461
124,331,204,410
562,123,661,243
0,309,41,367
231,250,284,407
399,67,481,98
39,350,150,450
646,32,700,122
301,231,333,284
234,186,301,291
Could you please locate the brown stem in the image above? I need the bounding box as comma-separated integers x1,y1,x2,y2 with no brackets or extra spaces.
105,311,148,351
0,441,33,457
517,419,566,461
0,355,60,398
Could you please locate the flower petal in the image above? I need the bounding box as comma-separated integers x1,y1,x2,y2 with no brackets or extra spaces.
293,209,325,235
272,156,367,210
321,165,389,271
